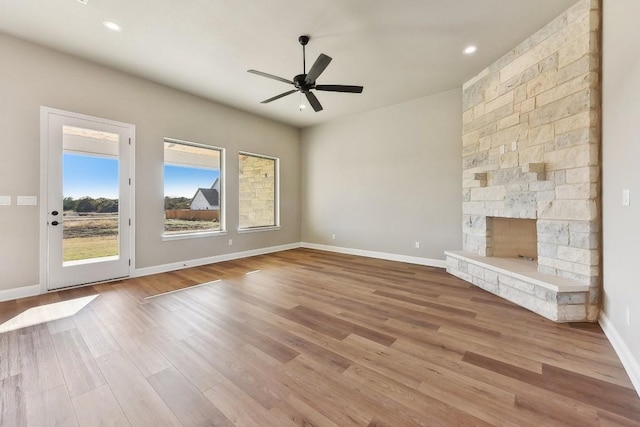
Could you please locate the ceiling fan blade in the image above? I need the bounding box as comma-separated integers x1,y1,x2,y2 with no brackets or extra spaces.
305,54,332,84
315,85,363,93
261,89,298,104
305,91,323,112
248,69,294,85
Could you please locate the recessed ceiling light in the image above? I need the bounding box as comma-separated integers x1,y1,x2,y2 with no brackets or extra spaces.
103,21,122,32
77,0,88,5
463,45,478,55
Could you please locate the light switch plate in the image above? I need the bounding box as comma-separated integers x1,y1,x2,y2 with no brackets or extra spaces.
500,145,506,154
0,196,11,206
622,189,630,206
511,141,518,151
17,196,38,206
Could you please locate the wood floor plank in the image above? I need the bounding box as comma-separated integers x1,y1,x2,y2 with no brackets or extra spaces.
96,351,182,427
46,316,77,335
72,307,121,358
143,328,226,392
243,314,353,373
1,248,638,426
204,378,281,427
148,367,233,426
50,328,105,397
104,319,172,378
71,384,130,427
463,351,640,421
269,394,341,427
0,374,26,427
342,362,492,426
283,354,433,427
191,306,301,364
25,384,78,427
183,333,290,410
18,325,65,397
0,329,21,381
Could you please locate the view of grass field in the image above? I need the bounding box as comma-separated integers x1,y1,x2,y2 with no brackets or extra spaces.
62,213,217,261
163,218,219,234
63,214,118,261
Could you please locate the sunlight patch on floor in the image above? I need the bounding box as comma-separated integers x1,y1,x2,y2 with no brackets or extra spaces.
0,294,99,333
143,279,221,300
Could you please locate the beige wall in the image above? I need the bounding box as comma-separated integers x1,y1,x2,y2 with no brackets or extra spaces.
602,0,640,389
0,33,300,293
301,88,462,261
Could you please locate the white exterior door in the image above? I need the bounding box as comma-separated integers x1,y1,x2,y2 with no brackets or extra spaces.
41,108,134,290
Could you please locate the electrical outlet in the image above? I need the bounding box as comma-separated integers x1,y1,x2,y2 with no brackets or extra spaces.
623,189,630,206
0,196,10,206
415,242,420,249
332,234,336,240
626,308,630,327
228,239,233,246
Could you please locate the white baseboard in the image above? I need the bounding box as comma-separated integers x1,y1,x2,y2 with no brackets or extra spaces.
599,313,640,397
0,284,41,303
133,242,301,278
300,242,447,268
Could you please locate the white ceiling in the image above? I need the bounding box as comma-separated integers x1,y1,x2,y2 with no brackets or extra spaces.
0,0,578,128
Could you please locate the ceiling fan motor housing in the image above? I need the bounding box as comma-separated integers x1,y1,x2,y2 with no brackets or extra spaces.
294,74,313,91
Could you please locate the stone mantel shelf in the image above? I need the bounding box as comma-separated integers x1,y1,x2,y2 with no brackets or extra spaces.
445,250,589,293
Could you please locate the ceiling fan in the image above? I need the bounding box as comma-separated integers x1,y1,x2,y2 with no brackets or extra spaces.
248,35,363,112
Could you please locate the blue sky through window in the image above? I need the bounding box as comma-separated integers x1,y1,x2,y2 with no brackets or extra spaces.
63,153,220,199
164,165,220,198
63,153,118,199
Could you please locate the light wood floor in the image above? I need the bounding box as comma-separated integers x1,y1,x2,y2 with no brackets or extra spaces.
1,248,639,426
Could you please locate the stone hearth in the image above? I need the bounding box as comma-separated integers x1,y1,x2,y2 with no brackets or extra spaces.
446,0,601,322
445,250,589,321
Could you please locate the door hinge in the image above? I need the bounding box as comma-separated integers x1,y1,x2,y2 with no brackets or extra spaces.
129,259,131,266
128,178,131,185
128,138,131,145
128,218,131,226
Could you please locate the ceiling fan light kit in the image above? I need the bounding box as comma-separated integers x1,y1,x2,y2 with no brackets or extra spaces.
248,35,363,112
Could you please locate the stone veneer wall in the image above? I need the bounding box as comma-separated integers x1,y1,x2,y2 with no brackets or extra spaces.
239,154,277,228
460,0,601,320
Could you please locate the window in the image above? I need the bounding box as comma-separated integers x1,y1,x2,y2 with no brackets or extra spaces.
164,138,223,236
238,152,279,230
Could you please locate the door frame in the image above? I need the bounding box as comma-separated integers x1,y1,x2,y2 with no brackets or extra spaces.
39,107,136,293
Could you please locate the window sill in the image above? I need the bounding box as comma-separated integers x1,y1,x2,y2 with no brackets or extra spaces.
237,226,281,234
162,230,227,241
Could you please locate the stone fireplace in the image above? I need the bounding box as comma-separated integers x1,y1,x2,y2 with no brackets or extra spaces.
445,0,601,322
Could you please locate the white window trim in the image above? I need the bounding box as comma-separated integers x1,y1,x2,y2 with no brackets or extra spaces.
237,225,281,234
162,230,227,242
238,151,280,231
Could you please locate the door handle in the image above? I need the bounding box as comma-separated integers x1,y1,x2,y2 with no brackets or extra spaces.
52,210,59,216
51,221,59,226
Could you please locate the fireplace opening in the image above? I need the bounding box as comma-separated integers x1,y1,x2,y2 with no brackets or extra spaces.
486,217,537,261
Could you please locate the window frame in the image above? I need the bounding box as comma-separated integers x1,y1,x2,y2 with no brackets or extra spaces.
237,151,280,233
162,137,226,241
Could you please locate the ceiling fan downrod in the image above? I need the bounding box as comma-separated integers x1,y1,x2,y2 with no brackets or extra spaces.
299,35,309,75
